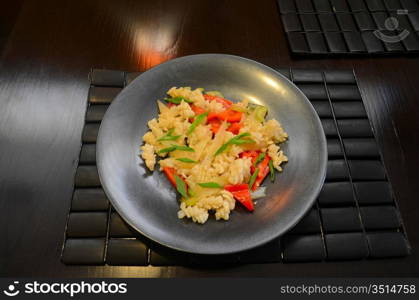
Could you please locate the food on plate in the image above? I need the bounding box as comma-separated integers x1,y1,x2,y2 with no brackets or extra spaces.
140,87,288,224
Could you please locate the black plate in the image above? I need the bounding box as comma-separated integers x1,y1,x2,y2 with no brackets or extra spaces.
96,54,327,254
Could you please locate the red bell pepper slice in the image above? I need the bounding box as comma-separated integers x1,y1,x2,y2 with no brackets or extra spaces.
227,122,242,134
208,119,221,134
239,150,259,160
225,184,254,211
189,104,206,122
163,167,188,192
190,104,206,115
208,117,242,134
163,167,177,187
217,109,243,122
251,155,271,191
206,112,219,122
203,94,233,108
233,190,254,211
167,103,176,108
257,154,270,171
252,166,269,191
225,183,249,192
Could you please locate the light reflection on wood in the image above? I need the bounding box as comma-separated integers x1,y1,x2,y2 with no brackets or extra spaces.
131,7,185,70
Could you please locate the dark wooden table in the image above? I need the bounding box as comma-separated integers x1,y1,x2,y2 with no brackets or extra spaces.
1,0,418,277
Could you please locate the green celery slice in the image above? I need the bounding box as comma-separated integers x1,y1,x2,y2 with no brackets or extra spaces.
158,145,195,154
214,132,254,156
269,159,275,182
197,182,223,188
174,174,188,198
248,168,259,189
187,112,208,135
164,96,193,104
158,146,177,154
254,152,266,167
176,158,197,163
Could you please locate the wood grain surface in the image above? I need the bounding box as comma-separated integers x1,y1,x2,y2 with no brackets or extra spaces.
0,0,418,277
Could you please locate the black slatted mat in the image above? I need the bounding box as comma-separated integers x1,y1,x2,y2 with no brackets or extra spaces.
61,68,410,266
277,0,419,56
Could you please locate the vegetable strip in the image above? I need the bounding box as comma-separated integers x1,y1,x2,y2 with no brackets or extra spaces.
188,112,208,135
164,96,193,104
214,132,254,156
174,174,188,198
248,168,259,189
198,182,223,188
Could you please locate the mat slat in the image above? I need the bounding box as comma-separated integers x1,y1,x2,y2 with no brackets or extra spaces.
277,0,419,56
